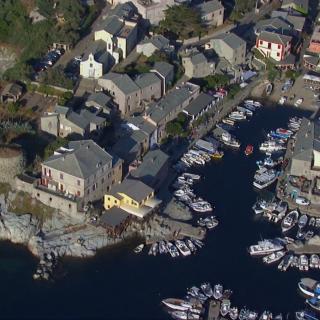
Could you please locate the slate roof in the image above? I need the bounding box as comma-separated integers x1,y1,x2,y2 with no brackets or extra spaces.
151,61,174,78
184,93,215,116
146,86,194,124
102,72,140,95
286,15,305,31
255,17,292,33
190,52,208,65
140,35,170,50
135,72,161,89
258,31,292,45
67,111,89,129
86,92,112,109
131,149,169,186
128,116,157,135
43,140,113,179
102,15,123,35
196,0,224,16
54,105,69,115
110,178,154,203
212,32,246,50
112,2,136,19
80,109,106,126
100,207,129,227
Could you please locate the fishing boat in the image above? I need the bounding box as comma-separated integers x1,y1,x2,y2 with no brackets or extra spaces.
253,168,278,190
220,299,231,316
134,244,144,253
249,239,284,256
262,250,286,264
245,145,254,156
296,310,320,320
213,284,223,300
298,278,320,298
281,210,299,233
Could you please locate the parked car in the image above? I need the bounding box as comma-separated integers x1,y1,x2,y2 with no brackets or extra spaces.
295,197,310,206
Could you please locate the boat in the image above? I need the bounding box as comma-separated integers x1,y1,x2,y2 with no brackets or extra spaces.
158,241,168,254
296,197,310,206
276,128,293,138
299,255,309,271
162,298,202,312
253,168,278,190
237,106,253,116
259,141,286,153
239,308,249,320
230,307,239,320
265,82,273,95
296,310,319,320
281,210,299,233
310,255,320,269
249,239,284,256
134,244,144,253
278,96,287,105
185,239,197,253
260,311,273,320
247,310,258,320
213,284,223,300
212,151,224,159
222,118,235,126
167,242,180,258
229,111,246,121
148,242,158,256
252,200,265,214
298,278,320,298
306,298,320,312
175,240,191,256
190,201,213,213
274,314,283,320
183,173,201,181
298,214,308,229
192,238,204,248
220,299,231,316
221,132,241,149
200,282,213,297
309,217,316,227
245,144,254,156
262,250,286,264
305,231,315,241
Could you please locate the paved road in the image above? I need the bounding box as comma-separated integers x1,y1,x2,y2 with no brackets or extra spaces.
54,3,111,69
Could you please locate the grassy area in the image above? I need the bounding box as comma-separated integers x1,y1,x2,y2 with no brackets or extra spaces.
9,190,54,222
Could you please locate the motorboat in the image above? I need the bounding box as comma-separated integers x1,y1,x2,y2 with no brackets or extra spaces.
247,310,258,320
190,201,213,213
298,214,308,229
310,254,320,269
222,118,235,126
175,240,191,256
220,299,231,316
148,242,158,256
245,144,254,156
299,255,309,271
249,239,284,256
213,284,223,300
253,168,278,190
212,150,224,159
259,141,286,153
237,106,253,116
230,307,239,320
259,311,273,320
229,111,246,121
296,310,319,320
252,200,265,214
239,308,249,320
192,238,204,248
167,242,179,258
221,132,241,149
281,210,299,233
306,298,320,312
298,278,320,298
158,241,168,254
134,244,144,253
183,173,201,181
276,128,293,138
278,96,287,105
162,298,202,312
296,197,310,206
185,239,197,253
262,250,286,264
200,282,213,297
294,97,303,107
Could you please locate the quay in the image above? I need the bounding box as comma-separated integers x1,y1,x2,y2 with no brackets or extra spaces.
205,300,221,320
287,236,320,254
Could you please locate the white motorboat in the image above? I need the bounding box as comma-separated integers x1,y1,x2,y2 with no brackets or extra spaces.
281,210,299,233
134,244,144,253
278,96,287,105
262,250,286,264
299,255,309,271
185,239,197,253
175,240,191,256
148,242,158,256
230,307,239,320
192,238,204,248
190,201,213,213
213,284,223,300
229,111,246,121
253,168,278,190
237,106,253,116
183,173,201,181
158,241,168,254
298,214,308,229
201,282,214,297
162,298,202,312
259,141,286,153
249,239,284,256
310,254,320,269
167,242,179,258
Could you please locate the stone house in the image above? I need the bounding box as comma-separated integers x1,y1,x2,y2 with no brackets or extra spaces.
196,0,224,26
143,82,200,143
181,48,215,78
80,40,110,79
151,61,174,95
207,32,247,66
129,149,169,190
85,92,114,116
40,140,123,208
271,11,306,33
0,83,23,103
94,3,139,61
136,35,173,57
254,17,293,36
98,72,162,116
40,105,107,138
108,0,175,25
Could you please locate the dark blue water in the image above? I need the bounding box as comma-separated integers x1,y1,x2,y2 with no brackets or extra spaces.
0,105,316,319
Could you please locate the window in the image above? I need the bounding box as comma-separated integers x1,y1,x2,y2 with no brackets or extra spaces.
90,63,93,68
77,191,81,197
278,44,281,49
49,169,51,177
77,180,81,186
259,40,263,45
108,43,111,50
277,52,280,57
107,197,110,200
44,168,47,176
60,173,63,180
101,178,104,184
87,189,90,195
268,42,271,49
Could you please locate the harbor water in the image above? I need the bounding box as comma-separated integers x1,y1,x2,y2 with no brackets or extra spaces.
0,105,317,319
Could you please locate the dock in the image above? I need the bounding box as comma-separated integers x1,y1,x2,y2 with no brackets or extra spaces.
206,300,221,320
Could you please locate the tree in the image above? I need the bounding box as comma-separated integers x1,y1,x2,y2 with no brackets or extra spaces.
177,112,188,126
159,5,205,40
44,137,68,159
165,121,184,137
203,74,230,90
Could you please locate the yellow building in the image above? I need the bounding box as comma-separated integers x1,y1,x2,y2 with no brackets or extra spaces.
104,178,161,218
